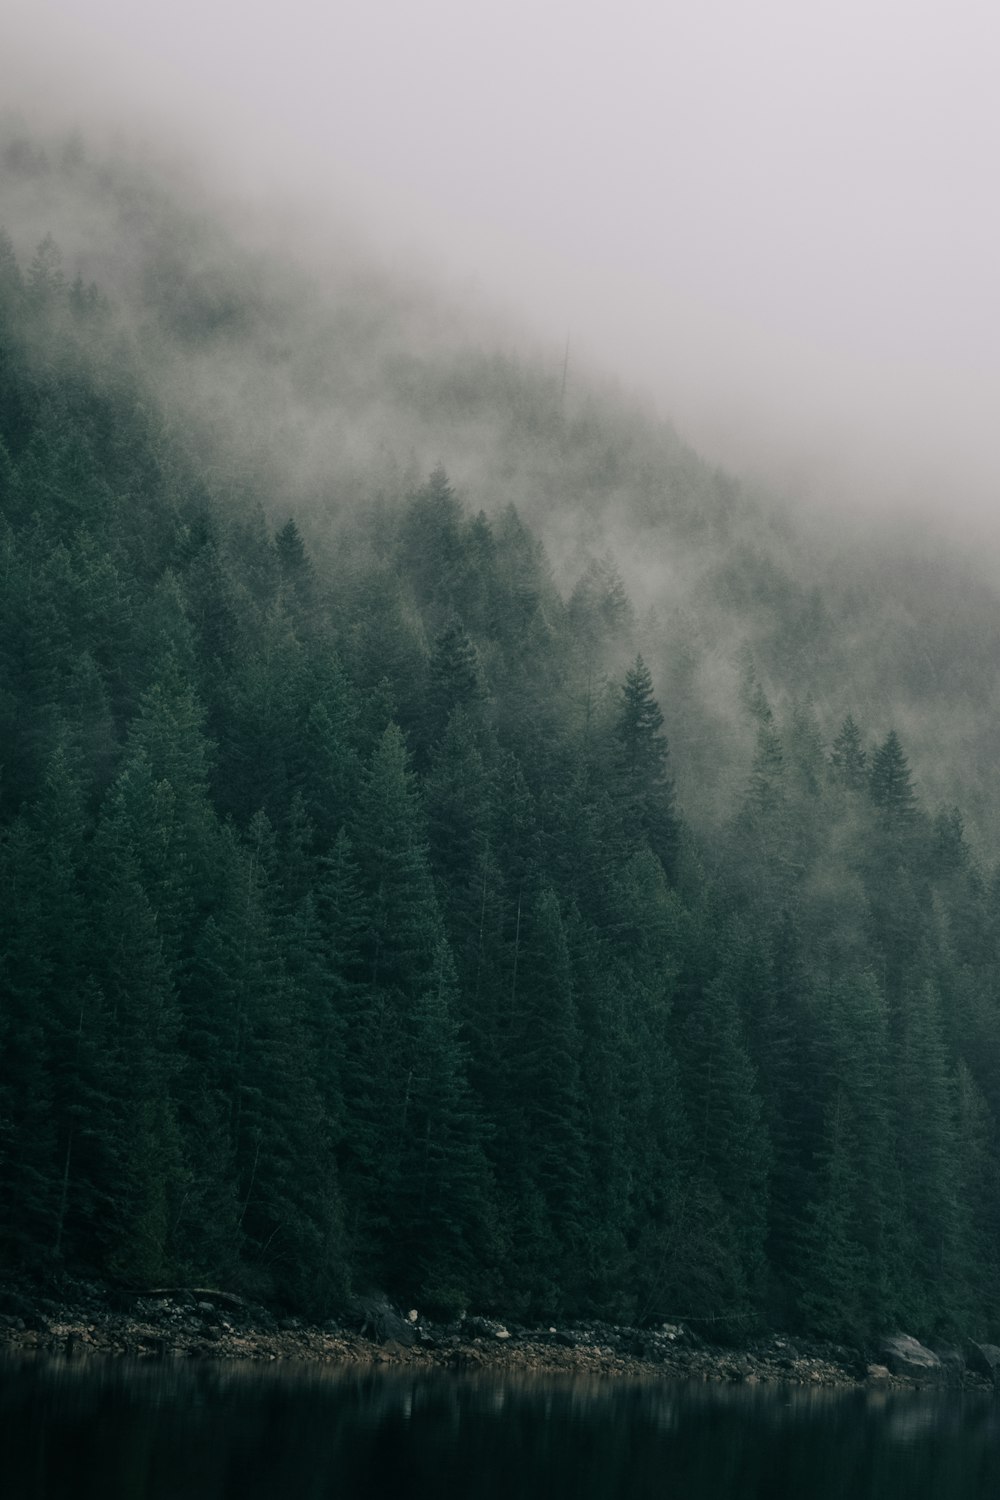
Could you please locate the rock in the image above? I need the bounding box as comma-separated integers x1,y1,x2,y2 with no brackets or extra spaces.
866,1363,891,1382
463,1316,511,1341
878,1335,944,1384
658,1322,699,1346
930,1345,966,1386
358,1297,416,1347
966,1342,1000,1385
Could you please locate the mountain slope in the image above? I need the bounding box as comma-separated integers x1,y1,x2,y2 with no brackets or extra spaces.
2,125,1000,1340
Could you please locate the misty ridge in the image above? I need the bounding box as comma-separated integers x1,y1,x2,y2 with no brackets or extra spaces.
5,115,1000,1346
3,118,1000,843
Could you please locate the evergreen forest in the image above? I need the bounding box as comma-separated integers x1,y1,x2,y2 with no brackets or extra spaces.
2,133,1000,1346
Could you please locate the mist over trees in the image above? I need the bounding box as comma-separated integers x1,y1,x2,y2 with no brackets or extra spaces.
2,128,1000,1341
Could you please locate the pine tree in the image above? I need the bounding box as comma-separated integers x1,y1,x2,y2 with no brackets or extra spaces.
0,747,94,1266
677,920,771,1321
829,714,867,792
353,723,442,995
792,970,893,1337
869,729,918,831
796,1093,867,1340
424,708,491,977
275,517,318,632
399,465,465,618
567,553,635,664
953,1060,1000,1330
0,228,24,313
582,851,690,1319
295,670,362,847
26,234,65,308
275,516,309,577
423,621,484,751
732,717,800,918
891,978,962,1329
85,821,183,1283
497,884,590,1312
340,723,457,1276
861,732,928,1003
385,940,492,1306
612,655,678,874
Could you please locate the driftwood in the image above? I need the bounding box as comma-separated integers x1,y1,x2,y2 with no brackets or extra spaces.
123,1287,249,1310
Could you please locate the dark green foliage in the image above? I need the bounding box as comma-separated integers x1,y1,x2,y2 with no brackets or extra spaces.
567,553,635,667
829,714,867,792
383,940,492,1305
796,1098,868,1340
423,622,484,752
612,655,679,871
399,465,464,618
869,729,919,830
2,219,1000,1348
677,915,772,1322
794,971,892,1339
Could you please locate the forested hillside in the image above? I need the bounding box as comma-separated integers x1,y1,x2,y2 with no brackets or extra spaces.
5,126,1000,842
3,134,1000,1343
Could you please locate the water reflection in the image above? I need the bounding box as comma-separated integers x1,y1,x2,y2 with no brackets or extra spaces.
0,1352,997,1499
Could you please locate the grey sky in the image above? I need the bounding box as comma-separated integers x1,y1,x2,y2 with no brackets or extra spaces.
6,0,1000,522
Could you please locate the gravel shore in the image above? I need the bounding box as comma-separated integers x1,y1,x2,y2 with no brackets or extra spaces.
2,1281,993,1392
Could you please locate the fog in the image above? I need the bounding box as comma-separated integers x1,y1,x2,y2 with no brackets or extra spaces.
5,0,1000,531
5,0,1000,837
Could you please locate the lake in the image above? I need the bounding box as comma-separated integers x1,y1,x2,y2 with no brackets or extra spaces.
1,1353,997,1498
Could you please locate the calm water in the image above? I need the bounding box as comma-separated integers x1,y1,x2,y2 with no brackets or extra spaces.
1,1353,997,1499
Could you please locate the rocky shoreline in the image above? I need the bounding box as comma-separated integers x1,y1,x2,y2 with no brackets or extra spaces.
1,1281,998,1393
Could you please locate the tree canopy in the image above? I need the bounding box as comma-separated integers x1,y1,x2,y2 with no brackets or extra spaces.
1,221,1000,1345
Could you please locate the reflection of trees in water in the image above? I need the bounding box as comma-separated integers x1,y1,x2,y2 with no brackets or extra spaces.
1,1356,996,1500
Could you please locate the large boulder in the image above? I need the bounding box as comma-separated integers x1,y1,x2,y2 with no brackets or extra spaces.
929,1345,967,1387
966,1342,1000,1385
878,1334,944,1384
356,1296,416,1347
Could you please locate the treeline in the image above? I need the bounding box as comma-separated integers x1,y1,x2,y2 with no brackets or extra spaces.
1,234,1000,1343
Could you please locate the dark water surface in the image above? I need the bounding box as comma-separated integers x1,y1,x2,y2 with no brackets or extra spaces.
1,1353,997,1499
